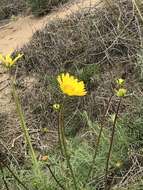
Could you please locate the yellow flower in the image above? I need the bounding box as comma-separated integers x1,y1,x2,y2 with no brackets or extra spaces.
116,88,127,97
0,52,23,68
53,104,60,110
116,78,125,86
57,73,87,96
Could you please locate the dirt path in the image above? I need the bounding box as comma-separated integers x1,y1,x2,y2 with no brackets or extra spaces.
0,0,102,54
0,0,102,155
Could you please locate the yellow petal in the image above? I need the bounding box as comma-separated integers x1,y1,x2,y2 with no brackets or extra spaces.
57,73,87,96
6,55,13,65
0,54,6,63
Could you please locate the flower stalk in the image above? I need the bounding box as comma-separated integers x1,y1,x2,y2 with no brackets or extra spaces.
0,52,42,183
104,98,122,190
6,164,30,190
11,77,41,178
83,95,113,187
47,164,65,190
59,105,78,190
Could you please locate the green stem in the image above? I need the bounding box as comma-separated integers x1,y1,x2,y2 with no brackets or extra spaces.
58,113,64,157
11,78,40,177
47,164,65,190
59,106,78,190
104,98,122,190
6,165,30,190
83,95,113,187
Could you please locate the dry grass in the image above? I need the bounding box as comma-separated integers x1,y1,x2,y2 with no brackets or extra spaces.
0,0,27,20
0,0,69,20
16,0,143,127
27,0,69,16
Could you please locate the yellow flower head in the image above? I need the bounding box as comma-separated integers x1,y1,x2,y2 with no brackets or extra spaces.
116,78,125,86
0,52,23,68
116,88,127,97
57,73,87,96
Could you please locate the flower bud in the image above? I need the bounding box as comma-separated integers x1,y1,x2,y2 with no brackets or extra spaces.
116,78,125,86
116,88,127,97
53,104,60,111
